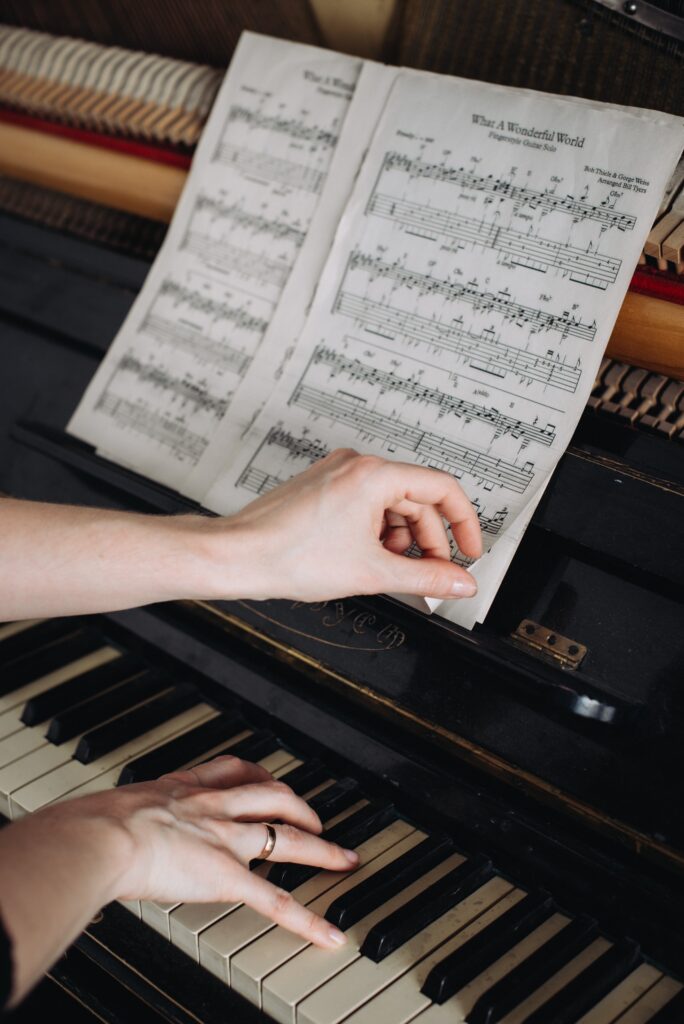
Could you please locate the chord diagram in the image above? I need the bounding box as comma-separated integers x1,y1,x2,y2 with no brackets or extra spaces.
368,192,621,288
289,384,535,493
212,142,327,194
225,105,339,147
308,346,557,449
348,251,597,343
381,151,636,232
334,291,582,392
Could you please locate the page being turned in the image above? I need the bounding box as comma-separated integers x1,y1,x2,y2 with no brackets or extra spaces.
68,32,362,491
203,69,682,626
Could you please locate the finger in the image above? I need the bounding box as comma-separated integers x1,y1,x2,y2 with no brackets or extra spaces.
374,549,478,600
202,782,323,834
160,754,272,790
226,821,359,871
235,864,348,949
379,463,482,559
382,511,412,555
389,499,451,560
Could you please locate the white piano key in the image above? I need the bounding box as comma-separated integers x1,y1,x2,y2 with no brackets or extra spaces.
499,936,612,1023
198,813,409,984
575,963,663,1023
0,646,118,716
612,975,683,1023
0,619,42,641
10,702,216,818
229,824,421,1006
318,884,523,1024
410,913,571,1023
263,851,465,1024
0,724,48,766
294,876,515,1024
0,730,87,817
140,748,299,937
169,780,345,961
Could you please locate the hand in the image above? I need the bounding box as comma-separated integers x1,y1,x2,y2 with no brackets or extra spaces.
60,755,357,949
213,449,482,603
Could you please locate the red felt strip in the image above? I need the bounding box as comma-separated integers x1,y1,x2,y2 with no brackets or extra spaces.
630,266,684,306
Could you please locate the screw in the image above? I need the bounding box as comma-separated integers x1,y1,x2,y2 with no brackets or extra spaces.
525,623,535,635
547,634,557,646
568,644,579,656
624,1,638,14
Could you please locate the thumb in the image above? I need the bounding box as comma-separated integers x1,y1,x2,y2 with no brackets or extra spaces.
377,551,478,600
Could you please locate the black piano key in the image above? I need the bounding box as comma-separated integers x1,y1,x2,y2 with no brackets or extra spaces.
648,987,684,1022
116,710,245,785
362,855,494,963
466,914,598,1024
0,628,104,696
207,729,279,764
275,759,330,797
308,777,360,820
269,801,397,891
47,669,166,745
521,940,641,1024
21,653,144,726
326,834,455,931
75,683,200,764
0,619,75,665
421,892,555,1004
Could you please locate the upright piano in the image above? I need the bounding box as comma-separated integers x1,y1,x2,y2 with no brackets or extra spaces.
0,1,683,1021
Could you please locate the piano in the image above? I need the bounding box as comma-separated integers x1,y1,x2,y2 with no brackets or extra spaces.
0,1,683,1021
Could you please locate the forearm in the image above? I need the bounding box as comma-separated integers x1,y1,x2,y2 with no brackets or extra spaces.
0,807,129,1006
0,498,234,619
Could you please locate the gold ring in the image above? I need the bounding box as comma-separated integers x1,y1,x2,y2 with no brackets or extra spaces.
258,823,277,861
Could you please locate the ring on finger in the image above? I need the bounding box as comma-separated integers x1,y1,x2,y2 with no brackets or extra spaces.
257,823,277,860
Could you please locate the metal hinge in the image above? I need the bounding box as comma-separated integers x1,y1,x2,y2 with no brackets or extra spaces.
511,619,587,671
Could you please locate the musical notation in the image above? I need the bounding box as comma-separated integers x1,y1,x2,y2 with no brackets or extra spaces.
306,346,556,448
238,427,511,538
93,395,208,463
368,192,621,289
381,151,636,232
225,105,339,147
289,382,535,493
140,315,251,377
212,143,328,194
334,291,582,392
181,234,290,288
154,279,269,335
348,252,597,342
190,194,307,246
99,354,230,420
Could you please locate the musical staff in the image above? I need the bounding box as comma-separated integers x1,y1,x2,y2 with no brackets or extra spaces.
348,251,597,342
92,395,208,463
181,234,290,287
307,346,556,448
381,151,636,232
212,143,328,194
334,291,581,392
190,194,307,245
225,105,339,147
99,354,229,419
289,383,535,493
368,192,621,288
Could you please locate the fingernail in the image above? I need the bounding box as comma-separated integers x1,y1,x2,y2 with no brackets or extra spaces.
452,577,477,597
328,927,347,947
344,848,359,865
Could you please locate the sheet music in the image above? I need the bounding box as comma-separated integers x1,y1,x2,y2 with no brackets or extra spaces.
203,69,683,627
185,60,400,500
68,32,362,490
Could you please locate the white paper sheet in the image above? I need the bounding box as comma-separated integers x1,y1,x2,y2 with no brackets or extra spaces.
68,32,362,491
202,68,683,626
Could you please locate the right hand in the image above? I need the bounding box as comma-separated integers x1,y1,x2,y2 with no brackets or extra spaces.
53,755,359,949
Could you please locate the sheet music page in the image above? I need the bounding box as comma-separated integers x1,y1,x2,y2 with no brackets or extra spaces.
68,32,363,491
203,68,683,627
185,60,399,500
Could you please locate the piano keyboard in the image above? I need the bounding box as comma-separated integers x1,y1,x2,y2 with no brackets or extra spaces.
1,618,682,1024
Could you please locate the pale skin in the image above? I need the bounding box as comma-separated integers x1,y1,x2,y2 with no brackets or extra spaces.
0,449,482,1005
